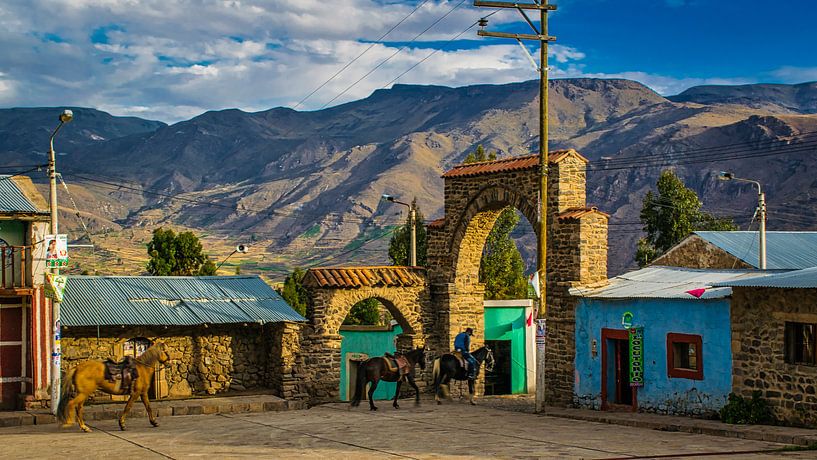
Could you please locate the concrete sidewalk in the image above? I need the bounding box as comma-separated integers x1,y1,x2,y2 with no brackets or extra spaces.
0,393,305,428
545,406,817,447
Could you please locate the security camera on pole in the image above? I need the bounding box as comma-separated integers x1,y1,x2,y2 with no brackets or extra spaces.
48,109,73,414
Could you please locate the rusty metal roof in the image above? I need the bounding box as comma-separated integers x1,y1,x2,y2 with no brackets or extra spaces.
557,207,610,221
304,266,426,288
0,175,48,215
427,218,445,228
441,149,588,179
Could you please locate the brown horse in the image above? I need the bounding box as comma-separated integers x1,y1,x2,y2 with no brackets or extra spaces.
58,342,171,432
350,347,425,411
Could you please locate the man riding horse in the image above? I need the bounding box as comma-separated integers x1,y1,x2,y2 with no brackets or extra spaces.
454,327,477,380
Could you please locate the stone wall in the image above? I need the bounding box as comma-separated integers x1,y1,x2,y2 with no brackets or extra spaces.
62,323,294,399
653,235,753,269
731,287,817,426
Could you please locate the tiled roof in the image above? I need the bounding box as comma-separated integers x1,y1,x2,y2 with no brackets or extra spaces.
441,149,588,178
61,275,306,327
304,266,426,288
694,231,817,270
557,207,610,220
0,176,48,215
427,218,445,229
570,266,764,300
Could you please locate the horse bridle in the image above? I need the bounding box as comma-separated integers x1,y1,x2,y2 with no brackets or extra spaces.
483,348,495,373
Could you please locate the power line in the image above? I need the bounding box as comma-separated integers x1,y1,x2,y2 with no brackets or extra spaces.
292,0,431,110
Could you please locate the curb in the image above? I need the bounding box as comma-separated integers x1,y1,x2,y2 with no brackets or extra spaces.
544,407,817,447
0,395,307,429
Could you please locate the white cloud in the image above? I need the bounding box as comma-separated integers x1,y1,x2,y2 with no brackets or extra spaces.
770,66,817,84
0,0,790,122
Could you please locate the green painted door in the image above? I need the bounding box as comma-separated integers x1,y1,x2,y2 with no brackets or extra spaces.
339,325,403,401
484,307,527,394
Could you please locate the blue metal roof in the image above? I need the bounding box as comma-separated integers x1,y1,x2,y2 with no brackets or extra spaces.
570,266,764,300
61,275,306,327
0,176,42,213
695,231,817,270
713,266,817,289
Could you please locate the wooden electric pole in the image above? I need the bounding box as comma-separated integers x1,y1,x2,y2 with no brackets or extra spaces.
474,0,555,413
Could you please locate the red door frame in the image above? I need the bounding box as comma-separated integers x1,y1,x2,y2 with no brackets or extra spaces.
600,328,638,411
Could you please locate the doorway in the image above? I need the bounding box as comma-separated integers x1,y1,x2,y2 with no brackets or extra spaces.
484,340,512,395
601,328,637,411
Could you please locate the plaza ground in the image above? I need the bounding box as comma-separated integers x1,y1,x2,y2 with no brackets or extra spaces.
2,397,816,459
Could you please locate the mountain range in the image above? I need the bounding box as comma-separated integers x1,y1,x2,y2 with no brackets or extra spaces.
2,78,816,277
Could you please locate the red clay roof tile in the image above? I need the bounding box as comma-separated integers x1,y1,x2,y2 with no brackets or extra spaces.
304,266,426,288
441,149,588,178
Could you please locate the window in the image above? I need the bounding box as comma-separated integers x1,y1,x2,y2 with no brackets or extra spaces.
667,333,703,380
785,322,816,365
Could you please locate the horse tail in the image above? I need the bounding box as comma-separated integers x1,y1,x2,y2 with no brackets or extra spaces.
350,360,367,407
432,358,440,397
57,367,76,423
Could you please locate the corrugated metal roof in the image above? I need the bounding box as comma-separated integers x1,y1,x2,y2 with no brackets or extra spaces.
441,149,588,179
713,266,817,289
570,266,765,300
695,231,817,270
61,275,306,327
0,175,43,214
303,266,425,288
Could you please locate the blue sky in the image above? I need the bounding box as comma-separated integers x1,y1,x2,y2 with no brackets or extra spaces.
0,0,814,122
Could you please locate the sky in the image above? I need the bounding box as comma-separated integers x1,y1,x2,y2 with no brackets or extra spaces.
0,0,815,123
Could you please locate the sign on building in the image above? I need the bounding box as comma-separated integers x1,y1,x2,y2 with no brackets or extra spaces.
45,234,68,267
629,326,644,387
44,272,67,302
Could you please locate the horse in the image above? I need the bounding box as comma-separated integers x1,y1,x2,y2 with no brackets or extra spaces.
432,346,494,405
58,342,171,432
350,347,426,411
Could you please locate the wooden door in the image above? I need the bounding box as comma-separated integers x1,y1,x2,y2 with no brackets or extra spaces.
601,328,637,411
0,300,25,410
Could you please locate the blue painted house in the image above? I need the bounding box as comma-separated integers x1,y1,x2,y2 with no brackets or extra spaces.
570,266,761,416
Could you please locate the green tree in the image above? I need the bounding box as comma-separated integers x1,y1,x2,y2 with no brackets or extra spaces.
280,268,309,317
388,198,428,267
463,145,528,300
146,228,217,276
637,169,738,266
342,298,383,325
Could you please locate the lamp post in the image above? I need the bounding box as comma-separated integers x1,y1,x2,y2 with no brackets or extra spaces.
718,171,766,270
48,109,72,414
382,194,416,266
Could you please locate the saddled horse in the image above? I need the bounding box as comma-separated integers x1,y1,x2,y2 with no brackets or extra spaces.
350,347,425,411
58,342,171,432
432,346,494,405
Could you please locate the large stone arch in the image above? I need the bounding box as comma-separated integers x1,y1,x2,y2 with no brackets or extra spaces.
449,184,539,288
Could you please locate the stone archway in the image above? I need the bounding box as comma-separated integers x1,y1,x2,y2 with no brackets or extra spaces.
426,150,609,403
297,266,430,402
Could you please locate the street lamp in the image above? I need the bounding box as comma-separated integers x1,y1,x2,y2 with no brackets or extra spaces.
48,109,72,414
718,171,766,270
382,194,416,266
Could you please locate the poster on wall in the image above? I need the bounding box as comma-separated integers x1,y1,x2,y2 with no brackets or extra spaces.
44,272,68,302
629,326,644,387
45,234,69,267
535,319,547,349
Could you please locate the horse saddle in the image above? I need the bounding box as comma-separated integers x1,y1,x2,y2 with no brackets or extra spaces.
104,356,138,392
384,353,411,376
452,351,468,370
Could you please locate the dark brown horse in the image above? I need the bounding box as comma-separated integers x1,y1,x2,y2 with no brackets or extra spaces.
432,346,494,405
350,347,425,411
58,342,171,432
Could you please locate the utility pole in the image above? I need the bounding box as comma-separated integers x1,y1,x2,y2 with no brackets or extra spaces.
474,0,555,413
409,206,417,267
48,109,72,414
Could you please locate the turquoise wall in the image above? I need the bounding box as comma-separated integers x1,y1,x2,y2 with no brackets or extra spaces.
0,221,24,246
339,325,402,401
484,307,527,394
575,298,732,415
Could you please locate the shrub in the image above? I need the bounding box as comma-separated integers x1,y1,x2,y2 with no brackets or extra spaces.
719,391,773,425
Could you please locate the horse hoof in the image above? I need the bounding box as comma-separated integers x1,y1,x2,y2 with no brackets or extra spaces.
470,401,476,406
393,404,400,409
81,426,92,433
150,420,159,427
436,401,442,405
370,407,378,411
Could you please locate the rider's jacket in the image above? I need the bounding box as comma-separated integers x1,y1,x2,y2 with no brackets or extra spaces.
453,332,470,352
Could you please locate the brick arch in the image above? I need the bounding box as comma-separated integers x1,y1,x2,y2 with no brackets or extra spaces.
449,184,539,287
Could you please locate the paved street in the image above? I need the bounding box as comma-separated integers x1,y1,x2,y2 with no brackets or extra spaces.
2,400,815,459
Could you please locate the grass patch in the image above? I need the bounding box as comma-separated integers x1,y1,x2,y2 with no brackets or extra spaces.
301,224,321,238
